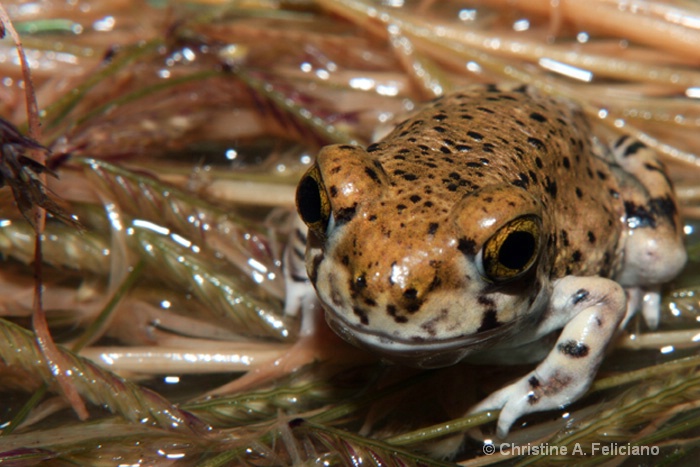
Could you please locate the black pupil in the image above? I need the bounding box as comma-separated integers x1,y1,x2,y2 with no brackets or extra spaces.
297,176,323,224
498,230,536,270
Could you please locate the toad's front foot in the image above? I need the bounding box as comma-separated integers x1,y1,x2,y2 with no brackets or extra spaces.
470,366,586,438
471,276,627,437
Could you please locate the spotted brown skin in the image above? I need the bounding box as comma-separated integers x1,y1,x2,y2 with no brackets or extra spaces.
293,84,686,435
300,86,623,353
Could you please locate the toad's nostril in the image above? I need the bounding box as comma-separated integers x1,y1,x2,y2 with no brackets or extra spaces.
403,287,418,300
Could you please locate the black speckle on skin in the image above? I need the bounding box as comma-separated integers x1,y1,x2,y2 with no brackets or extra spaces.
477,309,500,333
405,301,422,314
295,228,307,245
467,130,484,141
529,112,547,123
410,194,422,203
562,157,571,169
544,178,558,198
403,288,418,300
427,273,441,292
643,163,675,191
614,135,629,149
329,186,338,197
528,376,540,388
575,187,583,198
401,173,418,181
587,231,596,243
396,204,407,213
352,274,367,293
477,106,495,114
650,195,679,228
365,167,381,183
428,222,439,235
353,307,369,325
515,172,530,188
433,113,447,121
535,157,543,168
623,140,647,157
596,170,608,181
335,205,357,226
456,144,472,152
571,250,582,262
572,289,590,305
527,137,546,151
458,237,477,256
512,179,527,189
557,340,590,358
625,201,656,229
292,247,305,262
366,143,380,153
433,126,447,133
482,142,496,153
338,144,356,150
561,230,570,247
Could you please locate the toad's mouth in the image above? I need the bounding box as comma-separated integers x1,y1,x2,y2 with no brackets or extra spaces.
323,308,517,369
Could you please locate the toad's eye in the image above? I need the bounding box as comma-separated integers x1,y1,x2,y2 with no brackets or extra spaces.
480,215,541,283
296,164,330,236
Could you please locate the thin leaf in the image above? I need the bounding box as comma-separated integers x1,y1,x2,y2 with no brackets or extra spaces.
80,157,285,299
0,318,211,435
130,222,292,340
0,219,109,274
291,419,456,467
185,364,374,427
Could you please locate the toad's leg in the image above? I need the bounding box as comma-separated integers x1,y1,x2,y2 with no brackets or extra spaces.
470,275,626,438
610,136,686,328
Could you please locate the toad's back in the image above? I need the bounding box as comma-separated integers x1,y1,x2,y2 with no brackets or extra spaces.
359,85,623,281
